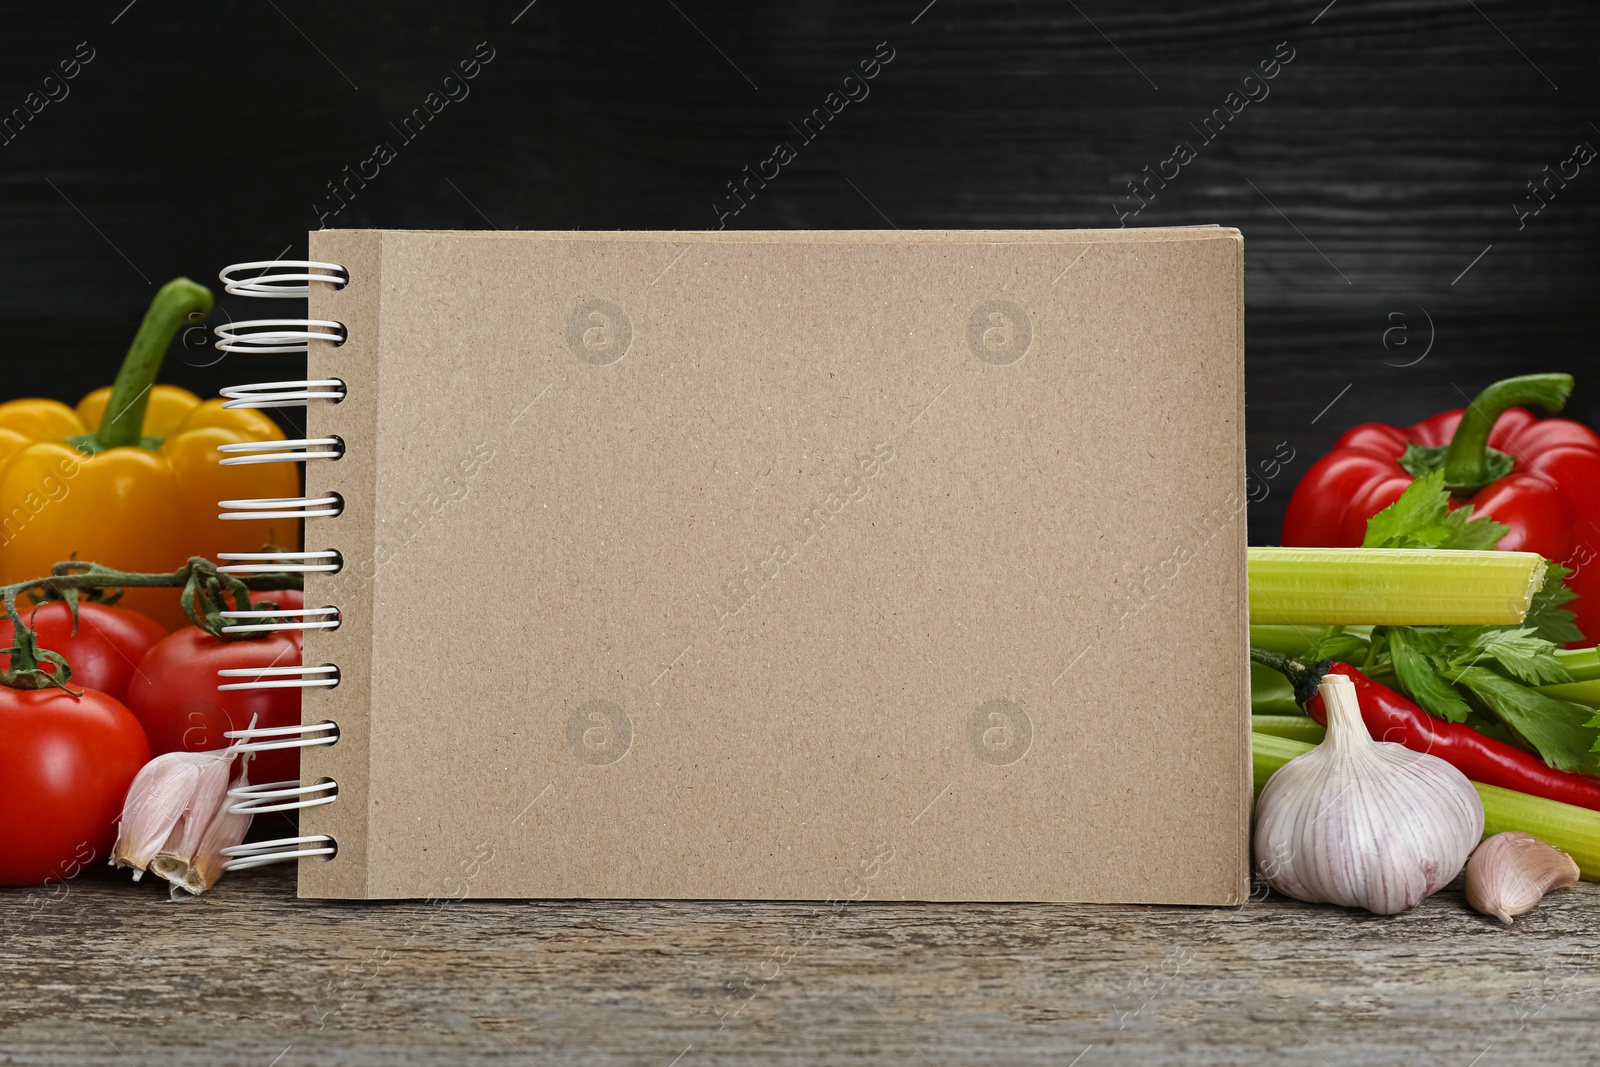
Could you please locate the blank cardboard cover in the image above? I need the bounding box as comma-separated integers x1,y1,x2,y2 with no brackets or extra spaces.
299,228,1248,903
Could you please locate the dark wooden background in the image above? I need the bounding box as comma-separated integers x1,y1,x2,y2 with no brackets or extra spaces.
2,0,1596,544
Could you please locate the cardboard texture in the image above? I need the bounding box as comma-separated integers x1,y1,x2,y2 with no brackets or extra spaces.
300,228,1248,903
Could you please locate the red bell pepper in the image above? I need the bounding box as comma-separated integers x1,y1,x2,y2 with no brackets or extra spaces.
1282,374,1600,643
1252,648,1600,813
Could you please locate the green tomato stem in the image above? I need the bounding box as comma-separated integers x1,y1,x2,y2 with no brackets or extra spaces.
1,559,305,687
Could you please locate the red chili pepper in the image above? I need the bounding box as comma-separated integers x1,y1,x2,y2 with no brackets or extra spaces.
1281,373,1600,645
1253,648,1600,813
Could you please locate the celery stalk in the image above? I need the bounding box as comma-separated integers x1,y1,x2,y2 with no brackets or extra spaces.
1248,547,1545,626
1251,715,1326,745
1252,732,1600,881
1537,648,1600,705
1537,679,1600,707
1248,624,1324,657
1554,647,1600,682
1251,662,1302,715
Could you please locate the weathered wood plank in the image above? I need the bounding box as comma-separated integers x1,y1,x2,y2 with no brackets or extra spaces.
2,863,1596,1065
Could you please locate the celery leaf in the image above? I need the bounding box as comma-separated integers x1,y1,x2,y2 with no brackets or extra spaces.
1447,626,1573,686
1388,627,1475,723
1361,469,1509,550
1454,666,1600,773
1524,561,1584,646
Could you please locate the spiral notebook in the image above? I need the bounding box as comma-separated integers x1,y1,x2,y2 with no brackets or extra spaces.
214,227,1249,903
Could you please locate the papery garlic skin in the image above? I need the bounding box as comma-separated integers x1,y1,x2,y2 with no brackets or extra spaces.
1254,673,1485,915
110,752,209,876
1465,832,1580,925
150,756,253,895
111,745,255,894
154,748,234,863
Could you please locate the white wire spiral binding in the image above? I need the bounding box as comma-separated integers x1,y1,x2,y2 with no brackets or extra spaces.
217,550,343,575
218,494,343,521
216,664,340,691
220,260,347,298
215,319,346,354
217,437,345,465
227,778,339,815
220,379,346,410
215,258,348,872
219,606,341,635
223,720,340,753
222,836,338,871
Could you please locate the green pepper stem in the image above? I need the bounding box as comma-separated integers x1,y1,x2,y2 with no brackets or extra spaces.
91,278,213,450
1441,374,1573,490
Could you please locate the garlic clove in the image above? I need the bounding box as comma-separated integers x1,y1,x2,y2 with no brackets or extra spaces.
150,758,254,895
110,753,205,877
1465,832,1580,925
112,744,255,894
154,746,234,861
1253,672,1485,915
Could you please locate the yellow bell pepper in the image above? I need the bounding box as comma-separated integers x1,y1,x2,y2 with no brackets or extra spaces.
0,279,301,630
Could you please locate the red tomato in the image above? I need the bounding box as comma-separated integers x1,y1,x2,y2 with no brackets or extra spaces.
0,685,150,886
256,588,303,612
124,627,303,785
0,601,166,702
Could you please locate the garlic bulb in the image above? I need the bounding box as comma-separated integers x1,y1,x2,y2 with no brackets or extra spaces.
1465,832,1580,924
1254,672,1484,914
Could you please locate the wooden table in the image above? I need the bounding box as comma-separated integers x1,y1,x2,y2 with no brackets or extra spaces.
3,862,1596,1066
